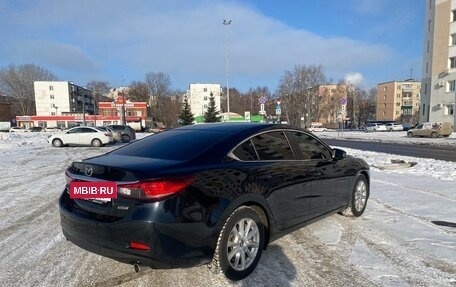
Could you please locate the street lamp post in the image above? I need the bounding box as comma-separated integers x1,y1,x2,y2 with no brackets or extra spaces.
223,19,231,122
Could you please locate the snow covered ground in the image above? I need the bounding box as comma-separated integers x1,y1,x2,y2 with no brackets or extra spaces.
0,131,455,287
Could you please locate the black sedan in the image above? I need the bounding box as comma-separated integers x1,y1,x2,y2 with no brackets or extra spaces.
59,123,370,280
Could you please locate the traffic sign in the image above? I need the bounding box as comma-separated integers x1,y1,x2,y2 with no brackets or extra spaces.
276,108,281,115
260,103,265,111
340,98,347,105
259,97,267,104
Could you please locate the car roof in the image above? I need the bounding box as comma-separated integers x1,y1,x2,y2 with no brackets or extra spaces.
175,122,291,134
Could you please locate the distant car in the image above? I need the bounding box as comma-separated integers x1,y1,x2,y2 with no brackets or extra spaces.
48,126,113,147
44,127,62,132
106,125,136,143
59,123,370,280
308,125,327,132
27,126,43,132
9,126,28,132
96,126,119,143
407,122,453,138
365,123,387,132
385,123,403,132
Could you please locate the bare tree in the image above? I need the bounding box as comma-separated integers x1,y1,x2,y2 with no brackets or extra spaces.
144,72,171,121
86,80,110,114
0,64,57,115
127,81,149,102
276,65,326,127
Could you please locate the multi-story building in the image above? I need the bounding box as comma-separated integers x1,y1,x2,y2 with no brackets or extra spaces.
187,83,222,117
313,84,348,126
422,0,456,128
17,82,146,129
376,80,421,123
34,81,94,116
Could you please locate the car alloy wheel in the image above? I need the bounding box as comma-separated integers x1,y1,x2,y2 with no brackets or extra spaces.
341,175,369,217
121,134,130,143
210,206,264,281
91,139,102,147
52,138,63,147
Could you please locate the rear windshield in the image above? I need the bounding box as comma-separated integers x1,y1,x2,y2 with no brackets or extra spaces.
111,129,229,160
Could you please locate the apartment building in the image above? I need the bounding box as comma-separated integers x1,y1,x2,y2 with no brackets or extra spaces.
34,81,94,116
422,0,456,128
187,83,222,117
376,80,421,123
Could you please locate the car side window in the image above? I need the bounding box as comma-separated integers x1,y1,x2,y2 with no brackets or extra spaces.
288,131,332,160
232,139,258,161
250,131,294,160
80,128,96,133
67,128,81,134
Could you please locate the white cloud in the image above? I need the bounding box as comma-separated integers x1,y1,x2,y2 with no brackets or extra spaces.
344,73,364,86
0,0,394,91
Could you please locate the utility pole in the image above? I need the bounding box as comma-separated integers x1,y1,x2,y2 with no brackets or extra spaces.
223,19,232,122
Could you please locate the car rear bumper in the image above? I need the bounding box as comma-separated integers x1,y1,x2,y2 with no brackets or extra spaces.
59,191,216,268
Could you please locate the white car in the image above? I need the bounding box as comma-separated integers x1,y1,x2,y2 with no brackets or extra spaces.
365,123,387,132
308,125,328,132
9,126,28,132
47,126,113,147
385,123,404,131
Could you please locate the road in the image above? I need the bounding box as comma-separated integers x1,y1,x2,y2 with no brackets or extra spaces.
324,139,456,162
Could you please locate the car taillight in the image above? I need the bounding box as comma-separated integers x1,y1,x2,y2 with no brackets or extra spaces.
118,176,195,200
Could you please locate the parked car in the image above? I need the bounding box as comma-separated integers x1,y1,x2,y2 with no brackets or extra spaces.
147,121,166,134
308,125,328,132
27,126,43,132
48,126,113,147
9,126,28,132
106,124,136,143
96,126,119,144
407,122,453,138
44,126,63,132
385,123,403,132
365,123,387,132
59,123,370,280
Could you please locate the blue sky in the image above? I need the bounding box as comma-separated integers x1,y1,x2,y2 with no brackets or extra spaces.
0,0,424,93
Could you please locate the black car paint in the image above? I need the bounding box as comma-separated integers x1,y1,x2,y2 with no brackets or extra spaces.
59,123,369,269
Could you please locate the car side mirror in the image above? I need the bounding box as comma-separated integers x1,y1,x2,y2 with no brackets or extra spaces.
332,148,346,160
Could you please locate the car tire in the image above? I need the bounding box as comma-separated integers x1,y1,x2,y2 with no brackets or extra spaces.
210,206,265,281
121,134,130,143
431,131,437,138
91,138,102,147
407,132,414,137
341,175,369,217
52,138,63,147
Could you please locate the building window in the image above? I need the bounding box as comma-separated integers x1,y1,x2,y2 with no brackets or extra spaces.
383,103,386,108
444,105,454,115
51,112,55,116
203,88,207,92
203,96,208,101
396,94,401,98
424,83,428,95
383,86,387,92
383,95,386,100
422,104,425,115
427,40,430,53
453,10,456,22
451,34,456,46
450,57,456,69
396,103,400,106
50,95,54,99
428,20,431,31
203,104,207,109
49,86,54,91
397,85,401,90
396,111,400,115
429,0,431,9
426,62,428,73
449,80,456,92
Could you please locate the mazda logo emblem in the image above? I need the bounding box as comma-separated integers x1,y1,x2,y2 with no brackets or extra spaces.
84,165,93,177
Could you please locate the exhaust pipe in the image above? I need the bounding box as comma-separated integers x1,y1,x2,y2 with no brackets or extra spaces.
133,262,141,273
133,262,150,273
